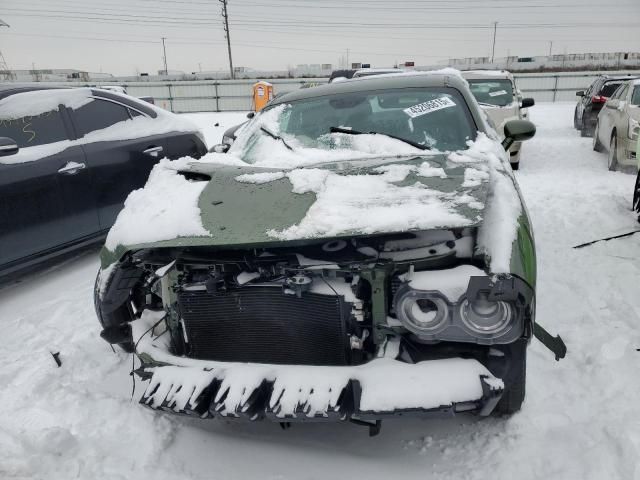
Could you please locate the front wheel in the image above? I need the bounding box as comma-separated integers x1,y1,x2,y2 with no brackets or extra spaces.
494,339,527,414
608,135,619,171
633,172,640,223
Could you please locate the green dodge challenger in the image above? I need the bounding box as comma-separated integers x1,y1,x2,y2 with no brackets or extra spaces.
94,72,562,432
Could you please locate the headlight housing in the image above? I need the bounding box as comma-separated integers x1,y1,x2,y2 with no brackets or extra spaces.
395,289,449,336
392,272,528,345
628,117,639,141
459,293,512,334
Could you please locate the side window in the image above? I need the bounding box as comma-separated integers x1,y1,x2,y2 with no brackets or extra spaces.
73,99,132,136
128,108,143,118
619,84,630,101
0,108,68,148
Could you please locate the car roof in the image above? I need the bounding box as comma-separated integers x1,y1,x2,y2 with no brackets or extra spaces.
0,83,69,100
271,72,464,105
353,68,403,75
0,83,159,118
600,74,640,82
461,70,514,80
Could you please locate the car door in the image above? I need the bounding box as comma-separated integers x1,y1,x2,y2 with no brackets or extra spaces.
0,102,99,269
68,97,170,230
598,85,619,140
613,84,631,141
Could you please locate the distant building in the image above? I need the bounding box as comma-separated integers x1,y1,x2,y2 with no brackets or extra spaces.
6,68,114,82
445,52,640,72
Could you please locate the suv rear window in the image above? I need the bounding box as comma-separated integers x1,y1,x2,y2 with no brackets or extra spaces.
600,81,624,97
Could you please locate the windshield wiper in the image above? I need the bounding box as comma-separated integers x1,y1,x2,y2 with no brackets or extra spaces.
260,126,293,151
329,126,430,150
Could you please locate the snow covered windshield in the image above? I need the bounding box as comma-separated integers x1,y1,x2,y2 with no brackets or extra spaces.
467,79,515,107
232,87,476,164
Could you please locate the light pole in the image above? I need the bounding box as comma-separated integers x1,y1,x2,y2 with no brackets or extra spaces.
490,22,497,64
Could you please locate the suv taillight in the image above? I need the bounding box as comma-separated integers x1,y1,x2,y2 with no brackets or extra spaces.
592,95,607,103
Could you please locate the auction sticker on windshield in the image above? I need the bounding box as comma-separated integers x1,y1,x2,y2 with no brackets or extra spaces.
403,97,456,118
489,90,508,97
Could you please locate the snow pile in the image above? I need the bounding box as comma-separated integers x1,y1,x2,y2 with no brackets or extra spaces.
399,265,486,301
449,133,522,273
416,161,447,178
180,111,249,148
105,159,210,250
0,87,93,118
266,165,478,241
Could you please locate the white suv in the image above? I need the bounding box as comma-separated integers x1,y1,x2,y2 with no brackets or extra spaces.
462,70,535,170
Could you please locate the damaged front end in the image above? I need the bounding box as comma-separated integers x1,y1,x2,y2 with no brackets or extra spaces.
95,226,535,425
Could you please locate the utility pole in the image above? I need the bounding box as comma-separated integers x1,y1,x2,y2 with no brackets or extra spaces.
220,0,234,79
490,21,497,64
346,48,350,68
548,40,553,57
161,37,168,75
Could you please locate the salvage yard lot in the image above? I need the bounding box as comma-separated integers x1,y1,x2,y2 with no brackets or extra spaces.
1,102,639,480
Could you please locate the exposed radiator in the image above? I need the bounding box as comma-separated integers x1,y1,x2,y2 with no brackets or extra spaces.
178,286,352,365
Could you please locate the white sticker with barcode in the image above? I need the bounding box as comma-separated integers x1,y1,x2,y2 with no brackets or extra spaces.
488,90,508,97
403,97,456,118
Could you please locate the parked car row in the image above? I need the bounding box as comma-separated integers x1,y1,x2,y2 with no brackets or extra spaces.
574,74,638,137
591,78,640,172
573,74,640,223
0,84,207,276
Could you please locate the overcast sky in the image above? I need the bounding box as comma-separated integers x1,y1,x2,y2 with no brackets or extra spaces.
1,0,639,76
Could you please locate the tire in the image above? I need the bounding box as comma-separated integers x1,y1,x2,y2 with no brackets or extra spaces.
608,134,619,171
633,172,640,223
593,123,604,152
510,161,520,171
495,339,527,415
573,108,579,130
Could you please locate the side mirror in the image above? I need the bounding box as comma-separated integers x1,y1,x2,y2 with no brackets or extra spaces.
576,90,585,97
521,98,535,109
0,137,19,157
502,120,536,151
246,112,255,119
210,143,230,154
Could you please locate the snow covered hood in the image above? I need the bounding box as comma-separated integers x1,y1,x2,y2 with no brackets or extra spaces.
105,151,495,252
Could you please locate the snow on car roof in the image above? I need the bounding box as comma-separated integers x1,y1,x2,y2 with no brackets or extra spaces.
0,87,93,118
461,70,513,79
271,69,468,105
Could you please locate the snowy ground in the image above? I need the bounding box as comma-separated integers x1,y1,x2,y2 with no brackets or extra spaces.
2,104,640,480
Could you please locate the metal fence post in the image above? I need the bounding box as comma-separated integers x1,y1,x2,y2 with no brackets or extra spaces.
168,83,175,112
215,82,219,112
552,75,559,102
